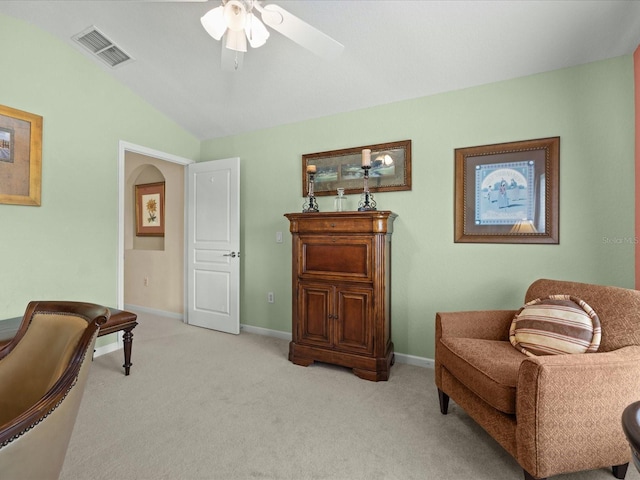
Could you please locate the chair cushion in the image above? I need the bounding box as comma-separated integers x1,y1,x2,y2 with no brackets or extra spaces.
509,295,601,357
438,337,525,414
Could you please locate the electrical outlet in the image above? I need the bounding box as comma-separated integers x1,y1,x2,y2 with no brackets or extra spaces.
144,276,149,287
267,292,275,303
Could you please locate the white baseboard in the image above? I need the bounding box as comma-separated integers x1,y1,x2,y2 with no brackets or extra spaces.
123,304,183,320
97,309,435,368
240,323,292,341
240,323,434,369
94,340,121,358
394,353,434,368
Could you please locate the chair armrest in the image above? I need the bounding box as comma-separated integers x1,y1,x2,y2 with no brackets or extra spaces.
516,346,640,478
436,310,516,341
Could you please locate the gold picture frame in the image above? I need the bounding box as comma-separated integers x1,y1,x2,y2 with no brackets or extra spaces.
0,104,43,206
135,182,165,237
454,137,559,244
302,140,411,196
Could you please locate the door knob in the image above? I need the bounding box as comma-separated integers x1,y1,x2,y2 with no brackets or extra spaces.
223,252,237,258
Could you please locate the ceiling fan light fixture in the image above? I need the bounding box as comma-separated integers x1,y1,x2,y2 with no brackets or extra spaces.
225,29,247,53
201,6,227,41
202,0,344,71
245,13,269,48
224,0,247,32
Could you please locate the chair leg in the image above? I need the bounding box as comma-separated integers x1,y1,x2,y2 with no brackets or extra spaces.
523,470,546,480
438,388,449,414
523,463,627,480
612,463,629,479
122,327,134,376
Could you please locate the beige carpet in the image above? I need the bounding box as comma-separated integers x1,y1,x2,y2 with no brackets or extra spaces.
60,311,640,480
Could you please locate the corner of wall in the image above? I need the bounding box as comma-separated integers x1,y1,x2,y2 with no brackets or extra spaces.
635,45,640,289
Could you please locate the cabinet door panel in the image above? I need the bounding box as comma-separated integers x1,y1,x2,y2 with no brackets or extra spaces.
335,287,373,355
298,284,332,347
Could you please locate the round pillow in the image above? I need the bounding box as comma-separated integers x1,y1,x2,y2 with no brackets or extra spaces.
509,295,601,357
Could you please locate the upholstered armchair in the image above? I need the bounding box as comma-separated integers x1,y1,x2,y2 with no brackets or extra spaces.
0,301,109,480
435,279,640,480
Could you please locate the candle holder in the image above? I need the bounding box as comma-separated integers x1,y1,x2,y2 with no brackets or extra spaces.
302,172,319,213
357,166,377,211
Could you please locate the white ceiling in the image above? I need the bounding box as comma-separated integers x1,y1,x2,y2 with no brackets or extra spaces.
2,0,640,141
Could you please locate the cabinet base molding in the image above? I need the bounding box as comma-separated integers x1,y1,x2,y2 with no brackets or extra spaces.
289,341,395,382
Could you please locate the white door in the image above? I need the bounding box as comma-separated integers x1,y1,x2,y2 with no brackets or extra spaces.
186,157,240,334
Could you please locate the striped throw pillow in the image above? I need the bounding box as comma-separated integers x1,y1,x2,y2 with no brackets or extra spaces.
509,295,601,356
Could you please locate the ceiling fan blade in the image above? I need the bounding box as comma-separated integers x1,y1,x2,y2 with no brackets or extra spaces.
221,41,244,71
258,3,343,60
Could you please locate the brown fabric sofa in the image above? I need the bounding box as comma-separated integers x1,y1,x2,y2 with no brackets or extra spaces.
435,279,640,480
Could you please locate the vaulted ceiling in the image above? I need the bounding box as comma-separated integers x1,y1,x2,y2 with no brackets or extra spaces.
2,1,639,140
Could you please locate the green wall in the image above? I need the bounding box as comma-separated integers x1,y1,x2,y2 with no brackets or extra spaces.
201,55,635,359
0,14,200,319
1,13,635,360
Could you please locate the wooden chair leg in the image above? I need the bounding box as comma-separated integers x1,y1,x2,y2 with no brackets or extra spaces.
438,388,449,415
122,327,134,376
612,463,629,479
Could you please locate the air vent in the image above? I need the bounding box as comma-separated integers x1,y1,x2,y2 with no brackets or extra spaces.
72,26,134,68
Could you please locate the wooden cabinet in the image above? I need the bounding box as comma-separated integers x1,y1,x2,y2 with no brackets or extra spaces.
285,211,396,381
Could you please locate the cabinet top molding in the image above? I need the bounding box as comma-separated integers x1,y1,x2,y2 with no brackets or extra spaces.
285,211,397,235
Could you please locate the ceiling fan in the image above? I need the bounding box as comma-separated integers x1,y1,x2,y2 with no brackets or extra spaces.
197,0,344,71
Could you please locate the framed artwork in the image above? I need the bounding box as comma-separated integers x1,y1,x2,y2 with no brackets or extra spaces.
135,182,165,236
0,104,43,206
454,137,559,244
302,140,411,196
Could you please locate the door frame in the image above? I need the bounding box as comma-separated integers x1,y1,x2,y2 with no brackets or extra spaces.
117,141,194,314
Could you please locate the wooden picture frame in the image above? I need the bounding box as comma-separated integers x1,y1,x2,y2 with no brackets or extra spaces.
302,140,411,196
135,182,165,236
0,104,43,206
454,137,559,244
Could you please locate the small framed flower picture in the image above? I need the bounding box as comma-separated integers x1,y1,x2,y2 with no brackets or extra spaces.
135,182,165,236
